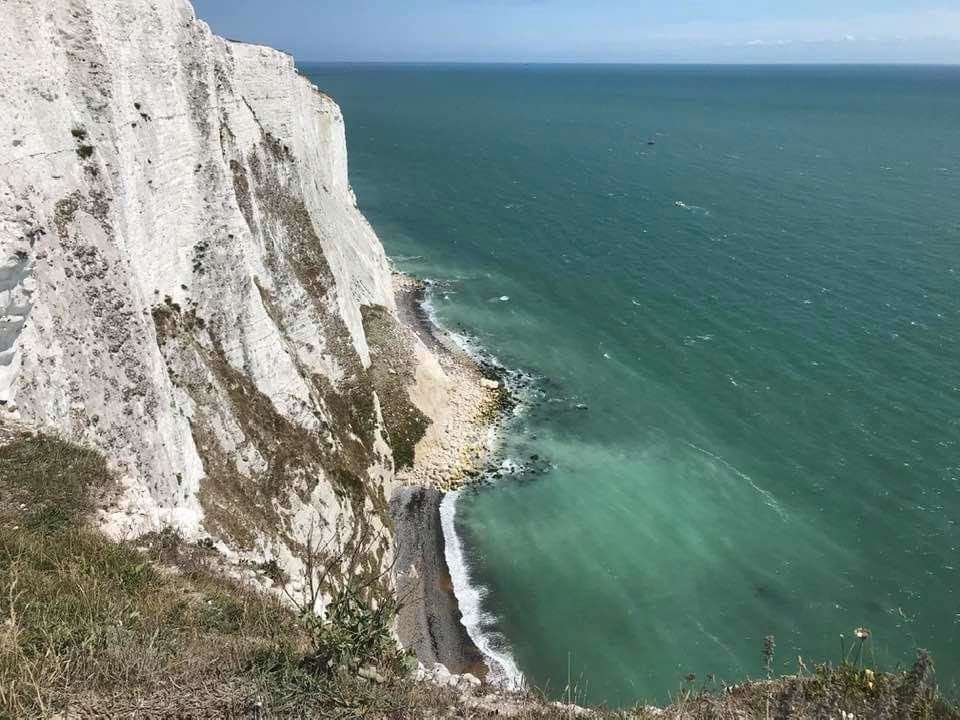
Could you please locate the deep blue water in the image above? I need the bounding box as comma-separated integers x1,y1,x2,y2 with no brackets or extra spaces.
303,64,960,705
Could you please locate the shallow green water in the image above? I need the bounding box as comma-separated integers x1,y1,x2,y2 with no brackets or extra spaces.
303,64,960,705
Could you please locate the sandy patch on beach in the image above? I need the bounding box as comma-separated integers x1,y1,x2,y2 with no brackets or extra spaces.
393,273,505,490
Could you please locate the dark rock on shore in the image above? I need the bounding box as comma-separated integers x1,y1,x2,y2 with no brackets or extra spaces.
389,486,487,678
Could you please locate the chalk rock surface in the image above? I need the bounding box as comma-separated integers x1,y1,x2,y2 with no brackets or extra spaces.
0,0,437,589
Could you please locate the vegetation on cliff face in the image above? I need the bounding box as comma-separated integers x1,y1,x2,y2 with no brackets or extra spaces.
0,432,407,718
625,656,959,720
1,432,958,719
361,303,432,470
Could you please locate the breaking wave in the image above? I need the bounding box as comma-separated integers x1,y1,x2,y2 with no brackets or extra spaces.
419,279,531,688
440,492,525,688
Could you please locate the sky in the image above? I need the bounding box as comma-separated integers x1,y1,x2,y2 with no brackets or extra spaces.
191,1,960,64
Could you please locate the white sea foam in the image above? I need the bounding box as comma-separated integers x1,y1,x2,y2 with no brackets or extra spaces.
683,334,714,347
674,200,711,216
440,492,525,689
420,280,534,687
687,442,788,521
421,282,538,403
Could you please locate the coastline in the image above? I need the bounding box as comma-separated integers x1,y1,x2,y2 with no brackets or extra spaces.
390,271,519,684
392,272,512,489
390,486,488,677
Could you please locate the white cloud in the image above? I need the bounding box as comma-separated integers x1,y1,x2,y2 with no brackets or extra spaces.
648,8,960,46
631,8,960,62
742,39,793,48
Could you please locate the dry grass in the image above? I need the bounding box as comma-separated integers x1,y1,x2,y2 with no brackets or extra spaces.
619,656,960,720
0,432,957,719
0,433,414,718
0,433,306,718
0,433,479,718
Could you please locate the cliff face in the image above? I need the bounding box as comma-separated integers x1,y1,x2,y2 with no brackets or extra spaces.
0,0,433,590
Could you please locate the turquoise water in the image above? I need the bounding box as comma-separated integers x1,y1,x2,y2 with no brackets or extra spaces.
303,64,960,705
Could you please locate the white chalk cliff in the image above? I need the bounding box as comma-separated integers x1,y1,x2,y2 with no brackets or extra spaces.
0,0,441,590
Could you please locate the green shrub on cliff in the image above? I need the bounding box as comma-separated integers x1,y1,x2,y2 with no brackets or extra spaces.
300,586,410,679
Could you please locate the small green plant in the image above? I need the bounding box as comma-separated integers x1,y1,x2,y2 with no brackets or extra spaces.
300,585,407,678
70,126,94,160
276,523,410,680
257,557,288,585
763,635,776,678
845,627,872,669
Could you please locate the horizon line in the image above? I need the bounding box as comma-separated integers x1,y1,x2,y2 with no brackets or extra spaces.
295,59,960,67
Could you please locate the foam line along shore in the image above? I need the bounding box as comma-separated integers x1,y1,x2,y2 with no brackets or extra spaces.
389,271,532,686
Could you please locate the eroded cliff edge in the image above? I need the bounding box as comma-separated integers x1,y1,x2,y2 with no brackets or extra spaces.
0,0,478,596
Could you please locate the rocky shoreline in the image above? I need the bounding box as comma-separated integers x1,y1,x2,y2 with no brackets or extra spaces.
390,272,515,682
392,272,513,489
390,486,487,678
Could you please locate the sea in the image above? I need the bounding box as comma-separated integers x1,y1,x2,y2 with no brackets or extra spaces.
302,64,960,706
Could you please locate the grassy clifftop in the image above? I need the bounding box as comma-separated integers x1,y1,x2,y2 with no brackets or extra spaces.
0,431,957,719
0,431,430,718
